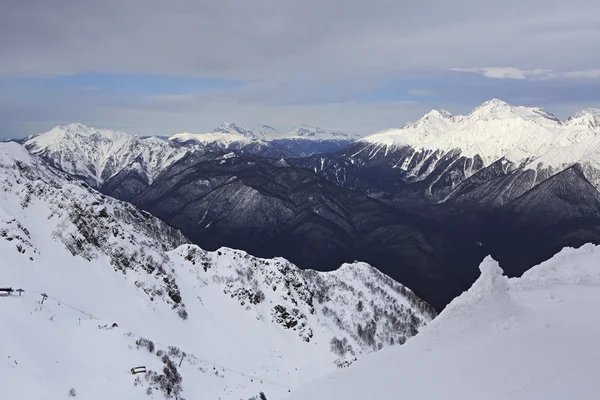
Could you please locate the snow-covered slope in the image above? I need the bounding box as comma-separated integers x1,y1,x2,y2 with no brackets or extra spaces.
286,243,600,400
0,142,433,399
24,123,188,187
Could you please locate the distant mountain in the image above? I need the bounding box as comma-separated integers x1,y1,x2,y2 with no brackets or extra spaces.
170,123,360,157
22,122,359,192
297,99,600,206
24,123,189,188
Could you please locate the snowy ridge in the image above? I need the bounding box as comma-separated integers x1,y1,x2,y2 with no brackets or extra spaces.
169,131,256,147
271,125,360,141
170,123,358,143
0,142,433,399
25,123,189,187
358,99,600,187
287,243,600,400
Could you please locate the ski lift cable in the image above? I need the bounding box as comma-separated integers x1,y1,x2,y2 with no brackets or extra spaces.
26,289,99,320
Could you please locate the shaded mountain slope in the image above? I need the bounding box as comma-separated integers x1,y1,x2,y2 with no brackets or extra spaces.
123,153,487,310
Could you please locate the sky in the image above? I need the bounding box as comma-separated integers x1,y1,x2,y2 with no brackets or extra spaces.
2,0,600,138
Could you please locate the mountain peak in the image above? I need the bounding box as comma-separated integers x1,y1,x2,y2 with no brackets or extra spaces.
277,125,357,141
468,99,560,123
399,108,455,132
469,98,512,116
566,108,600,129
211,122,266,140
480,98,510,108
292,125,326,138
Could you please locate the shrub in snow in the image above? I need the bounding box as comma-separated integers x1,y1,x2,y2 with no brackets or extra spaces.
68,388,76,397
330,336,350,357
177,308,188,320
168,346,182,358
135,337,155,353
260,392,267,400
145,354,183,399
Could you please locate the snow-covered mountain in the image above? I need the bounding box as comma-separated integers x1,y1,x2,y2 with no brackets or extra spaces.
287,243,600,400
169,123,359,157
169,122,358,143
298,99,600,207
24,123,189,188
0,142,434,399
271,125,359,141
22,121,359,193
357,99,600,187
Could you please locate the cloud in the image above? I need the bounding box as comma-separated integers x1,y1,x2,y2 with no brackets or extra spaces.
1,0,600,81
563,70,600,79
452,67,600,81
451,67,553,80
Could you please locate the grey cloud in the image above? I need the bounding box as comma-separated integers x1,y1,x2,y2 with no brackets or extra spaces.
452,67,600,81
451,68,553,80
2,0,600,80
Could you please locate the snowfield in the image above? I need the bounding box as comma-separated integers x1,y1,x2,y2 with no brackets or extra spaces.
286,244,600,400
0,142,432,399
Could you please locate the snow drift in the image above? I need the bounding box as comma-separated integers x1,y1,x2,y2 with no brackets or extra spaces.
286,243,600,400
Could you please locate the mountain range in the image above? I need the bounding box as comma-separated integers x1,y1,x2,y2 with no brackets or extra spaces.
17,99,600,311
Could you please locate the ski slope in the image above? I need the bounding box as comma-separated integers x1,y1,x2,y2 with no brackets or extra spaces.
286,244,600,400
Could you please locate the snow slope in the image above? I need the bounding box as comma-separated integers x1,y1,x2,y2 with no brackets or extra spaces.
286,243,600,400
0,142,433,399
24,123,188,187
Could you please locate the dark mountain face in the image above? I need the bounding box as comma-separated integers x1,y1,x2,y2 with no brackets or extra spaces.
98,142,600,311
290,144,600,287
475,166,600,276
289,143,488,208
106,152,488,310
